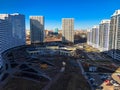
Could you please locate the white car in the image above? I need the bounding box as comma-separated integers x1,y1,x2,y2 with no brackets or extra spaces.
110,80,119,86
89,78,95,81
113,83,119,86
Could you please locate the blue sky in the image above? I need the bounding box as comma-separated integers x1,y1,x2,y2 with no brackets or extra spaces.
0,0,120,30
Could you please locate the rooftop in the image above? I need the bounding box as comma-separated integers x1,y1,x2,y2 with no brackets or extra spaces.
100,19,110,24
112,9,120,16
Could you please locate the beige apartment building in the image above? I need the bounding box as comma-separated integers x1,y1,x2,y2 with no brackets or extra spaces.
62,18,74,43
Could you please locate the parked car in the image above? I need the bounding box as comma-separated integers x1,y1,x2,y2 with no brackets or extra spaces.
92,83,98,88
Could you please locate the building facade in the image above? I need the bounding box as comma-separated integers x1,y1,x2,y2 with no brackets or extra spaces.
87,29,92,46
0,13,26,68
92,26,99,48
62,18,74,43
30,16,44,44
99,20,110,52
108,10,120,60
0,13,26,47
0,19,12,68
10,13,26,46
87,26,99,48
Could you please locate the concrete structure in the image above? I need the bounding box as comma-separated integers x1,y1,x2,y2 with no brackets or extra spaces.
0,13,26,68
27,46,76,57
30,16,44,44
91,26,99,48
91,27,95,47
108,10,120,60
87,29,92,46
59,47,76,56
62,18,74,43
10,13,26,46
0,13,26,47
59,49,75,56
99,20,110,52
0,19,12,68
27,47,59,56
87,26,99,48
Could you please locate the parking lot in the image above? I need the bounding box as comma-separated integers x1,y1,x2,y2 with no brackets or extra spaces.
76,44,120,90
85,72,120,90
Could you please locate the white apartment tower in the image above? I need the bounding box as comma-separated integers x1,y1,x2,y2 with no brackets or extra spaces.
62,18,74,43
87,30,90,45
99,20,110,52
108,10,120,60
87,29,92,46
91,26,99,48
30,16,44,44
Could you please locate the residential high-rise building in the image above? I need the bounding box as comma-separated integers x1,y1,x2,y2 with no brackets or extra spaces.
87,29,92,46
0,19,12,68
91,26,99,48
0,13,26,68
10,13,26,46
30,16,44,44
87,30,90,45
99,20,110,52
62,18,74,43
91,27,95,46
0,13,26,47
108,10,120,60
